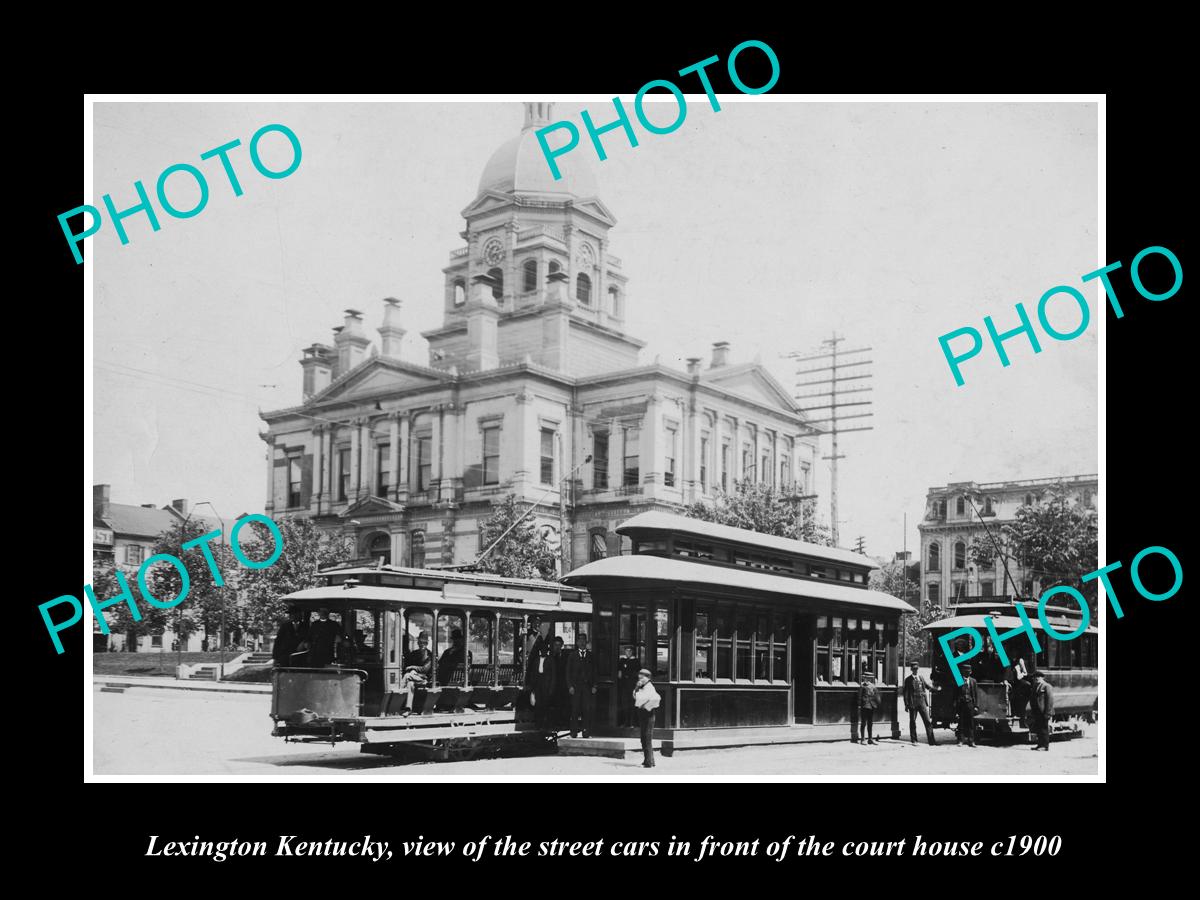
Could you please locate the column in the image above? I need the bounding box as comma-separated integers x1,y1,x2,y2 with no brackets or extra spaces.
641,394,661,493
505,219,518,306
311,426,324,514
349,421,360,502
563,224,576,294
752,424,763,483
512,390,534,495
360,419,374,497
430,406,443,497
263,435,276,513
607,417,621,490
388,414,400,502
323,428,334,507
686,404,701,501
430,607,441,689
397,412,411,500
597,238,608,317
492,611,501,688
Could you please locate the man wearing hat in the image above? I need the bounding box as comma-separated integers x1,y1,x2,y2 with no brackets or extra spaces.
955,663,979,747
632,669,661,768
1027,671,1055,751
903,662,939,746
857,671,881,744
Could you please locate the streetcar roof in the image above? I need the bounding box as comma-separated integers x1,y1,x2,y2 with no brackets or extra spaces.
562,554,911,612
316,563,572,593
617,511,878,569
283,584,592,618
921,614,1098,635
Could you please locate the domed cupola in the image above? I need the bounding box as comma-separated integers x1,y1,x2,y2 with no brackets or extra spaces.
476,102,599,199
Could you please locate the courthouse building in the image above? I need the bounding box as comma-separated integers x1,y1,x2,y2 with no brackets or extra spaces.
258,103,821,571
917,473,1098,610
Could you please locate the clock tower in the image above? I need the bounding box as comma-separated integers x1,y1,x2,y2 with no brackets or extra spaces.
422,103,644,376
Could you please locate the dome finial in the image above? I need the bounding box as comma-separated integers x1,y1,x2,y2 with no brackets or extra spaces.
522,102,555,132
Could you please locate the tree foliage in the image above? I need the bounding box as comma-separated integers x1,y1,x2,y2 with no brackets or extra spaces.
475,495,558,580
238,516,354,637
682,479,834,545
868,558,945,663
144,519,240,646
92,557,167,650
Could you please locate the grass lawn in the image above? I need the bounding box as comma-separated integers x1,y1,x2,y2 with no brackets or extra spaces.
92,651,239,678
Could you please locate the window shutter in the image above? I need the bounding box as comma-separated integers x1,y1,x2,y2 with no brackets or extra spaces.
300,453,313,507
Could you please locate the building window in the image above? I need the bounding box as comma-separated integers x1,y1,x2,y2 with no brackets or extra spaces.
664,428,677,488
376,444,390,497
954,541,966,569
927,542,940,571
928,582,940,605
589,530,608,562
593,432,609,490
623,426,640,487
479,426,500,486
608,286,620,316
981,581,994,598
576,273,591,304
487,267,504,301
416,436,432,492
337,448,350,501
522,259,537,292
368,533,390,565
287,456,302,508
1081,490,1092,507
700,436,709,490
956,496,965,515
1025,493,1033,506
741,444,752,479
780,456,789,488
409,530,425,568
761,452,770,485
983,496,994,515
540,429,555,485
721,443,729,491
453,279,466,306
800,463,810,493
125,544,144,565
150,633,162,649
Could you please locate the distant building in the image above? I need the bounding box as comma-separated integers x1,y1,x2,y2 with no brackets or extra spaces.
258,103,821,571
92,484,223,652
917,474,1097,611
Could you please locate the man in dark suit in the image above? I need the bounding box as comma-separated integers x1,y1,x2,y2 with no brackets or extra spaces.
616,646,639,728
903,662,939,745
566,634,598,738
530,635,557,729
955,663,979,747
305,608,340,668
271,615,299,667
1028,671,1055,751
857,672,881,744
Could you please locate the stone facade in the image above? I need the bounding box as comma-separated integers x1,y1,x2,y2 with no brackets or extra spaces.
916,474,1098,610
259,104,820,574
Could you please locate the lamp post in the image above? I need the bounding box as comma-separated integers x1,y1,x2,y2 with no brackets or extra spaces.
193,501,224,677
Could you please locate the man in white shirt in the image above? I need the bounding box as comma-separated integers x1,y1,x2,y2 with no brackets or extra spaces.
632,668,661,768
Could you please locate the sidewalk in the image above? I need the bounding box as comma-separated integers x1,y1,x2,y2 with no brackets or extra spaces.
94,674,271,695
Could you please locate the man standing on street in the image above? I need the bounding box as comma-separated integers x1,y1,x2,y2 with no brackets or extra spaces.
632,668,660,768
1028,671,1055,751
566,634,597,738
858,671,881,744
903,662,939,745
955,663,979,747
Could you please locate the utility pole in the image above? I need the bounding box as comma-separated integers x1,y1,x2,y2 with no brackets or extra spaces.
853,535,866,555
788,332,874,547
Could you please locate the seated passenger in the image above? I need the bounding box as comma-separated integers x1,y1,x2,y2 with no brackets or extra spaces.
396,632,433,717
306,608,340,667
437,628,473,684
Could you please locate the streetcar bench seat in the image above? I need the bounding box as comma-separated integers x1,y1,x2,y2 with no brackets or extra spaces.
497,664,523,686
468,664,492,684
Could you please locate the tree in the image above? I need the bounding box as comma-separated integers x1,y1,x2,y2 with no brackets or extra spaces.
967,483,1098,611
475,495,558,580
682,479,834,545
868,558,945,664
92,557,168,651
238,515,355,639
145,519,239,649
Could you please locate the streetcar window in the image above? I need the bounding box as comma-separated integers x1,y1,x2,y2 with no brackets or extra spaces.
816,616,830,683
469,613,493,665
695,606,713,680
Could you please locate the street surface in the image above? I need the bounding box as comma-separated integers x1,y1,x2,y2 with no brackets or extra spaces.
93,685,1098,778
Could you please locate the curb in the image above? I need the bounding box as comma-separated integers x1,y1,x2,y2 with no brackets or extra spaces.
93,676,271,696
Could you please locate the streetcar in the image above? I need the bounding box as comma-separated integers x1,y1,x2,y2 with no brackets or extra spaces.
269,562,591,758
922,599,1098,743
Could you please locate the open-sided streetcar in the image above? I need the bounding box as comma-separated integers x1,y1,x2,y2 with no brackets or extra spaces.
270,563,591,758
922,599,1098,743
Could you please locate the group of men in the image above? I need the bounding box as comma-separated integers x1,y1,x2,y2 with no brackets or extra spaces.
898,661,1057,750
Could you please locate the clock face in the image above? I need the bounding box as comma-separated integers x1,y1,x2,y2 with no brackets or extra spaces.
483,238,504,266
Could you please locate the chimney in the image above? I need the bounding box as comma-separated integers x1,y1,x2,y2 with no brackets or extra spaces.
465,275,501,371
686,357,702,376
171,499,188,516
710,341,731,368
300,343,334,398
378,298,406,359
333,309,371,374
93,484,111,519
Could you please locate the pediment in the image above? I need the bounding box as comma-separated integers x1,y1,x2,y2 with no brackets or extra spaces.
703,364,798,412
571,197,616,226
308,358,450,405
461,191,514,218
342,495,405,516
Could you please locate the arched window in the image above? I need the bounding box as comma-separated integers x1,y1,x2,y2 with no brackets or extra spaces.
366,532,390,565
522,259,537,292
1024,493,1033,507
928,582,940,605
956,496,965,515
927,542,940,571
576,273,591,304
409,530,425,568
608,286,620,316
589,528,608,562
954,541,966,569
453,279,466,306
487,267,503,301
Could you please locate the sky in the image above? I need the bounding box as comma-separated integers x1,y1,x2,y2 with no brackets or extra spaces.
91,99,1098,558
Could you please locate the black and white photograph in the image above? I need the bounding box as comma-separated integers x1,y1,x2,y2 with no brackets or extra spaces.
82,95,1107,783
